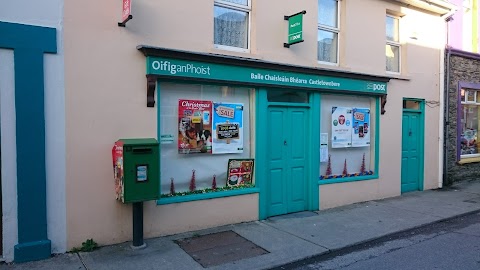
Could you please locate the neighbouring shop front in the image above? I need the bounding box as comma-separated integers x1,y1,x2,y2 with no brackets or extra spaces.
138,46,389,218
445,48,480,185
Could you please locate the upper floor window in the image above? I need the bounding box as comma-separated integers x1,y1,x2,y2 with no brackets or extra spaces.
318,0,339,64
386,15,400,73
214,0,250,52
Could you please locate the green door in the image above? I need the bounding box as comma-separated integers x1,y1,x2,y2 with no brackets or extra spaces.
267,106,309,217
401,111,423,193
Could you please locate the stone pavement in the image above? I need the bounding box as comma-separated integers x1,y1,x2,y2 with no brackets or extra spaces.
3,180,480,270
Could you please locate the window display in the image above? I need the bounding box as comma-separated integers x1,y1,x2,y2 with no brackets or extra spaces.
160,83,253,194
320,95,376,179
460,89,480,157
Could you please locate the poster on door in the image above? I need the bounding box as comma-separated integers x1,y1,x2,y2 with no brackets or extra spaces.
178,99,213,154
331,107,352,148
212,102,244,154
352,108,370,147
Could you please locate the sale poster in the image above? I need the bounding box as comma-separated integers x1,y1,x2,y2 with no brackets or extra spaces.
226,159,254,187
331,107,352,148
212,103,244,154
352,108,371,147
178,99,213,154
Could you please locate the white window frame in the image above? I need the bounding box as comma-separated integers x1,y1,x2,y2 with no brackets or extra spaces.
386,14,401,74
317,0,340,65
460,89,480,158
214,0,251,53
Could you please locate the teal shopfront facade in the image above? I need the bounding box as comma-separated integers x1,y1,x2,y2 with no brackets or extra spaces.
138,46,389,219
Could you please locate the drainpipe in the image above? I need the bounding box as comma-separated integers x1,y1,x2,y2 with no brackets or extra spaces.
442,8,456,188
439,47,446,189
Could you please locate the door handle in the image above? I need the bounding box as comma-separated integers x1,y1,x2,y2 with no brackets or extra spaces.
409,130,412,136
284,140,287,146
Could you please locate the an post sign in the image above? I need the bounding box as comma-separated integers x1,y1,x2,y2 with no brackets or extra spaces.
118,0,133,27
146,57,388,95
284,10,306,48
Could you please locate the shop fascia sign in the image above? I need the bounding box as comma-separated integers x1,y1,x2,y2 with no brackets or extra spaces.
284,10,306,48
118,0,133,27
146,57,387,95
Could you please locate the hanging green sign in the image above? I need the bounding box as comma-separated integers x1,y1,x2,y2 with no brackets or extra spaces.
284,10,306,48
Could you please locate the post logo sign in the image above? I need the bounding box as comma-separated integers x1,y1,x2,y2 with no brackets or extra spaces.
284,11,306,47
366,83,386,93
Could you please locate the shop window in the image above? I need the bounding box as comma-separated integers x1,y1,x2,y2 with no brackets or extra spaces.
386,15,400,73
318,0,339,64
159,83,253,194
460,88,480,158
319,95,376,180
214,0,250,51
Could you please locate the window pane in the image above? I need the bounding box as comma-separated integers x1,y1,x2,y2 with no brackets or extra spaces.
214,5,248,49
218,0,248,6
318,0,338,28
461,89,466,102
467,90,476,102
318,30,338,63
461,104,480,155
320,95,376,178
267,90,309,103
386,16,399,42
403,100,420,110
386,44,400,72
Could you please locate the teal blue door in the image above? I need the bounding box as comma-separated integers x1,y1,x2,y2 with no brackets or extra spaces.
401,112,423,193
267,106,309,217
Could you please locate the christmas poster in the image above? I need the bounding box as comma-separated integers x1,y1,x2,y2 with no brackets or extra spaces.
331,107,352,148
212,103,244,154
226,159,254,187
352,108,371,147
178,99,213,154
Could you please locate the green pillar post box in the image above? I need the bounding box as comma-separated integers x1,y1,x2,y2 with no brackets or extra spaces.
112,138,160,203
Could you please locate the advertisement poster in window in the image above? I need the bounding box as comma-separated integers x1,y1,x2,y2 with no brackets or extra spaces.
331,107,352,148
352,108,371,147
226,159,254,187
178,99,213,154
212,102,244,154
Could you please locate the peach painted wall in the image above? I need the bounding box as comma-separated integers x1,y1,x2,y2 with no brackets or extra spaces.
65,0,446,247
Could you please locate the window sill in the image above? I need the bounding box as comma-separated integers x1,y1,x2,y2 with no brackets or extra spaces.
317,60,340,67
157,187,260,205
458,157,480,164
386,71,410,81
318,174,378,185
213,44,250,54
